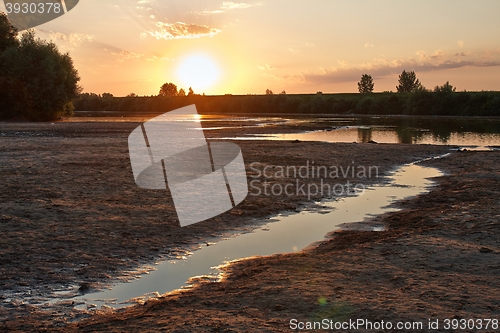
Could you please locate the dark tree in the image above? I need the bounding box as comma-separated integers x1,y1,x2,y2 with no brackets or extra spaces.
265,89,273,95
357,74,374,93
396,70,421,93
0,27,81,121
102,92,113,98
0,12,24,119
187,87,194,96
178,88,186,96
0,12,18,52
434,81,456,93
159,82,178,97
0,76,30,119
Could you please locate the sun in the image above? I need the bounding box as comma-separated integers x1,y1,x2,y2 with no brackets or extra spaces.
176,55,220,92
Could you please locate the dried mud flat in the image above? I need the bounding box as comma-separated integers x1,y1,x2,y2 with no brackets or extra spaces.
0,118,499,332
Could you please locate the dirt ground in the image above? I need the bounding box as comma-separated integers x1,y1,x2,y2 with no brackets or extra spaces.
1,117,498,332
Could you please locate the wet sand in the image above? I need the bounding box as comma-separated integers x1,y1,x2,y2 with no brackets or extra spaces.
1,118,498,332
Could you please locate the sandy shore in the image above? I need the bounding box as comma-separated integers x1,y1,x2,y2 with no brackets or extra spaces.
1,118,498,332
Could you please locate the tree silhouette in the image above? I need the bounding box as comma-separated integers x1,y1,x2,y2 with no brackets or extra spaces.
357,74,374,93
187,87,195,96
178,88,186,96
396,70,421,93
265,89,273,95
0,13,18,52
434,81,456,93
0,25,81,120
159,82,178,97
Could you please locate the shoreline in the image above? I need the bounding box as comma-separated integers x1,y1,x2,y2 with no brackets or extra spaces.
64,149,500,333
1,120,497,331
70,112,500,121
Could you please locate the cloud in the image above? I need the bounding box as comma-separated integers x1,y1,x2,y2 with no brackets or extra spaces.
195,9,224,15
294,53,500,84
364,43,374,48
458,40,464,48
416,50,445,61
141,22,221,39
257,63,275,70
430,50,445,59
193,1,257,15
337,60,349,69
221,2,253,9
48,32,93,47
112,50,143,62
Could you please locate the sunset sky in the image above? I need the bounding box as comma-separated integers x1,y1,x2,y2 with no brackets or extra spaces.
2,0,500,96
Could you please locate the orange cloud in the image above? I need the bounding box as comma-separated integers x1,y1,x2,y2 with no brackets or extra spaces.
221,2,254,9
48,31,93,47
293,52,500,84
257,63,275,70
112,50,143,62
141,22,221,40
192,1,257,15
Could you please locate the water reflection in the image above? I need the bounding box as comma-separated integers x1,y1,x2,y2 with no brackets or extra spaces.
63,162,443,310
238,116,500,147
358,127,373,143
257,128,500,146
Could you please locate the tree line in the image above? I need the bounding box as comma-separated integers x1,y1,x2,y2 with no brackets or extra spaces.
75,70,499,117
74,90,500,117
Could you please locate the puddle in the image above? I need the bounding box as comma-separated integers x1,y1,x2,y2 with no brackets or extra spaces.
58,159,444,310
454,146,499,152
227,127,500,148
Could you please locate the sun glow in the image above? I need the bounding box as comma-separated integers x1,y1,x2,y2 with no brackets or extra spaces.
176,55,220,93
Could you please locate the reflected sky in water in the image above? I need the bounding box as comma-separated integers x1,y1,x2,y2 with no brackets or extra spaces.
68,163,442,310
229,116,500,146
261,127,500,146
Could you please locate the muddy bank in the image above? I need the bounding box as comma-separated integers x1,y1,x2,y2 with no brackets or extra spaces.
0,119,468,331
47,149,497,333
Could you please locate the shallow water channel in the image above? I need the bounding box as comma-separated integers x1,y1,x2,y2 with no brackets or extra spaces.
62,159,444,310
256,127,500,148
215,116,500,148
